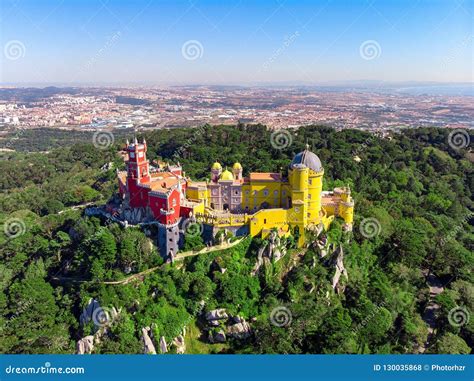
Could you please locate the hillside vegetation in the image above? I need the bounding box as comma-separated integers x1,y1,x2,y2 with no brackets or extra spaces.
0,125,472,354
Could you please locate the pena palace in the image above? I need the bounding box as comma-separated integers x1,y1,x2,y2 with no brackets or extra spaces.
117,138,354,260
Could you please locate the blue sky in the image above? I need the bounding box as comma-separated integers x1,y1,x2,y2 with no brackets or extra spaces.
1,0,472,84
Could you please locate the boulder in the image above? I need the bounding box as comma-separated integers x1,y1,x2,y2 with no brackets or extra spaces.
227,319,252,340
141,327,156,355
205,308,228,321
76,335,94,354
79,298,120,328
331,246,348,293
251,245,266,276
159,336,168,354
79,298,101,326
209,329,226,343
172,335,186,354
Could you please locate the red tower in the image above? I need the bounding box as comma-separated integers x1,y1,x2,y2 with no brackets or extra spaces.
126,137,150,183
125,138,151,209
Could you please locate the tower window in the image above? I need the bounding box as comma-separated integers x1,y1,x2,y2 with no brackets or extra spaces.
263,189,269,196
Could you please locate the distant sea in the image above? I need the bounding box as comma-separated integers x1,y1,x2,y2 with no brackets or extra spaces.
393,85,474,97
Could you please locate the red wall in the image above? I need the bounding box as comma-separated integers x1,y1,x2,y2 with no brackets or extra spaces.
127,178,150,209
148,188,181,224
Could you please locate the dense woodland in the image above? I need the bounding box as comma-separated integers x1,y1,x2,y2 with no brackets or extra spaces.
0,124,472,354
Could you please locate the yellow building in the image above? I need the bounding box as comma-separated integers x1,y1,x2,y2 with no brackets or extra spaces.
185,145,354,247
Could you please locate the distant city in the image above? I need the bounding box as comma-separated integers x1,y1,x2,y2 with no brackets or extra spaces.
0,85,472,135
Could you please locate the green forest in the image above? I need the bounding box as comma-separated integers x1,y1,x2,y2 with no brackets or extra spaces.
0,124,472,354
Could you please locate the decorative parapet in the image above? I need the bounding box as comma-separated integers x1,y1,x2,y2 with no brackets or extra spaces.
195,211,250,227
160,208,175,216
157,220,179,228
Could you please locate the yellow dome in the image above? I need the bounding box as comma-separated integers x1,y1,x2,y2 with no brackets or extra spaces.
211,162,222,170
233,162,242,170
220,170,234,181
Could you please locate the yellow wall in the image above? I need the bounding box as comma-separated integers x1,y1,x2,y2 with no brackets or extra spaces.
186,184,209,206
249,208,289,238
186,164,354,249
242,180,283,210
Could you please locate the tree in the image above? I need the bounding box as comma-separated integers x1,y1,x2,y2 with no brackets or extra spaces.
435,333,470,354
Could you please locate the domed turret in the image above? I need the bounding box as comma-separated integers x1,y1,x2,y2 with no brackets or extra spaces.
290,145,323,173
211,161,222,183
220,169,234,181
232,162,243,180
212,162,222,170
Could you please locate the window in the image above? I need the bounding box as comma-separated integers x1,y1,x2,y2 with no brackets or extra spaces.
273,190,279,196
234,190,239,195
245,190,249,195
253,190,258,196
263,189,269,196
264,219,267,224
309,179,312,185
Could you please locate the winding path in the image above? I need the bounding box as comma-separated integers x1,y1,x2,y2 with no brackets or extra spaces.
51,237,246,286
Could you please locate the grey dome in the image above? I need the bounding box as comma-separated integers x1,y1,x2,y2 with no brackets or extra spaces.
290,148,323,172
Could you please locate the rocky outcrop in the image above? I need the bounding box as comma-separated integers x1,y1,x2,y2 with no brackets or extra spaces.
331,246,348,293
205,308,228,321
122,207,147,225
141,327,156,354
226,316,252,340
76,299,122,355
79,298,102,326
314,235,328,258
203,311,253,344
251,231,288,275
79,298,121,329
159,336,168,354
76,335,95,354
251,245,266,275
209,329,226,343
172,335,186,354
267,231,286,261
